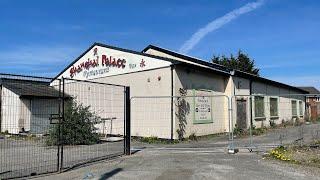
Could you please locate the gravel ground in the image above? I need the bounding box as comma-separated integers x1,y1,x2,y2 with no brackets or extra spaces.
0,139,124,179
31,147,320,180
1,123,320,179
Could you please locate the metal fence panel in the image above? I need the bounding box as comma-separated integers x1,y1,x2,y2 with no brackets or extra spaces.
130,94,231,148
0,78,61,179
61,78,126,170
230,94,320,151
0,75,129,179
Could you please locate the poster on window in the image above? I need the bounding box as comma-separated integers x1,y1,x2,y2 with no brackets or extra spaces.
193,90,213,124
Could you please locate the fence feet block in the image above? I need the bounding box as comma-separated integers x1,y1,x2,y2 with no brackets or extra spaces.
228,148,239,154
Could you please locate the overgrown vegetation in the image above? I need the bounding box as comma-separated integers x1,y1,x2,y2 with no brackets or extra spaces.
46,100,100,146
233,124,267,137
188,133,198,141
133,136,179,144
234,118,313,138
133,133,225,144
265,142,320,168
267,146,297,162
175,88,190,140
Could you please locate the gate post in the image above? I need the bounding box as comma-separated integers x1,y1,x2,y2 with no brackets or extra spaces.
60,77,65,172
125,86,131,155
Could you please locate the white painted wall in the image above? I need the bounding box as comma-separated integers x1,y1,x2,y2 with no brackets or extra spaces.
62,67,172,138
19,98,31,132
1,86,20,134
232,76,306,129
173,66,229,138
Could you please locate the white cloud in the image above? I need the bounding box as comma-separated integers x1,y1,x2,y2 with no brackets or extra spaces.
179,0,265,54
0,45,80,65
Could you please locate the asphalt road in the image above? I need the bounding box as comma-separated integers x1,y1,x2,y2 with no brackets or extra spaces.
0,139,124,179
1,123,320,179
31,147,320,180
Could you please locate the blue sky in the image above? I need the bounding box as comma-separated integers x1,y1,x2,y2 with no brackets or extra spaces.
0,0,319,88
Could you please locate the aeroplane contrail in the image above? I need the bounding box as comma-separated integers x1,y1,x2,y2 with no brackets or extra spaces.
179,0,265,54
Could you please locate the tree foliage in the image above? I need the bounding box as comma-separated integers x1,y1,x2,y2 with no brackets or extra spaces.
212,50,260,76
46,100,100,146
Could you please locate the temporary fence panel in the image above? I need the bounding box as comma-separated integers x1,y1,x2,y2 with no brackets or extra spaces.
0,78,61,179
61,78,127,170
131,94,230,147
0,75,130,179
229,94,320,151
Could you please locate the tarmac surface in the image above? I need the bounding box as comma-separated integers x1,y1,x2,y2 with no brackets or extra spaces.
31,146,320,180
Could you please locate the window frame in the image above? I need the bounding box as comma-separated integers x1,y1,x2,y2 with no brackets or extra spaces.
291,100,298,117
269,97,279,118
298,101,304,117
254,96,265,120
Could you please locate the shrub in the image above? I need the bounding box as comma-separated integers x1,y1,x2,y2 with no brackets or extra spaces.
251,127,267,136
188,133,198,141
46,100,100,146
233,124,244,136
269,120,276,128
141,136,159,144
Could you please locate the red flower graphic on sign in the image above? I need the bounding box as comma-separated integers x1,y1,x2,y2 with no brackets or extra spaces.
140,59,146,68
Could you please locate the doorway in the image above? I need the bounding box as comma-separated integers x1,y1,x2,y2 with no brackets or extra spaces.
236,99,247,130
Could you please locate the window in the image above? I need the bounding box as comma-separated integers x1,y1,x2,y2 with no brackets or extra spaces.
254,96,265,118
291,100,297,117
270,98,278,117
299,101,303,116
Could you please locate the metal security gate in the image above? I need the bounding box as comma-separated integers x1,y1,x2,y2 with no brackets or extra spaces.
0,75,130,179
60,78,129,170
0,75,61,179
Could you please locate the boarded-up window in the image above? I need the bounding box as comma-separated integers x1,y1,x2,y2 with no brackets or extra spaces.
299,101,303,116
270,98,278,117
255,96,265,118
292,100,297,117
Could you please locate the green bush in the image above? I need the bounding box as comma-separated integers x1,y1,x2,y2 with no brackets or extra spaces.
251,127,267,136
233,124,244,136
188,133,198,141
269,120,276,128
46,100,100,146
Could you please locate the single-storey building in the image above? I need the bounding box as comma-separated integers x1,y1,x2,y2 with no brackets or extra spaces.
0,78,61,134
49,42,308,139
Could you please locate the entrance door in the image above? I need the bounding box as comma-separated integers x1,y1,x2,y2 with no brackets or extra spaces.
236,99,247,130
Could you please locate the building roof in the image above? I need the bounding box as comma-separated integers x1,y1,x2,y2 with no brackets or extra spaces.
1,79,62,98
142,44,230,72
233,70,309,94
297,87,320,94
143,45,309,94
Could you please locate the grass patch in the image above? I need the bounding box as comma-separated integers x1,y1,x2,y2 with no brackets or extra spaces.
6,134,43,142
265,143,320,168
233,125,267,137
133,133,225,144
133,136,179,144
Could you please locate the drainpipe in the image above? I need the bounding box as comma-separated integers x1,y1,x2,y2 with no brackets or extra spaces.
0,85,2,131
249,80,253,127
170,65,175,140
